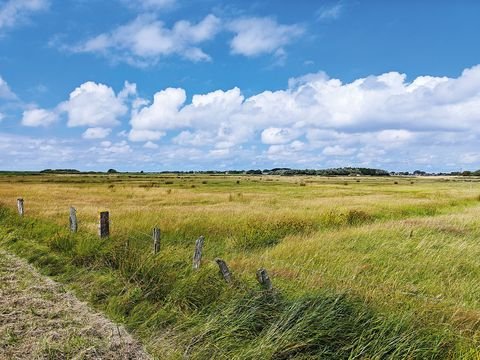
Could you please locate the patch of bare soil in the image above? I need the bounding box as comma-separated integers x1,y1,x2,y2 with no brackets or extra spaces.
0,250,151,359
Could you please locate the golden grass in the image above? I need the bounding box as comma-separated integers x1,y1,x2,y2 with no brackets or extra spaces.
1,173,480,355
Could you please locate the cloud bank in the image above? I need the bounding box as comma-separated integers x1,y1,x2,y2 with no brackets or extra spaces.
3,65,480,170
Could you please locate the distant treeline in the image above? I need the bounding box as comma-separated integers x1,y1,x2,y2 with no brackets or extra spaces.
34,167,392,176
247,167,391,176
40,169,81,174
1,167,479,176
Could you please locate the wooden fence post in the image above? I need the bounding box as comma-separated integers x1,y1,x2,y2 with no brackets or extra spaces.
215,258,232,283
17,198,24,217
69,207,77,232
256,268,272,290
153,227,161,254
99,211,109,238
192,235,205,270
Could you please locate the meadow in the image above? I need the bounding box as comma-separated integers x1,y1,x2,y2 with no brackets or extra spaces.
1,173,480,359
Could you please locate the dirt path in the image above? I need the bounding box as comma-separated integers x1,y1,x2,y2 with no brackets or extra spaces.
0,249,151,359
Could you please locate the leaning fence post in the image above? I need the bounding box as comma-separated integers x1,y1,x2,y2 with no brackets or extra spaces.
153,227,161,254
69,207,77,232
256,268,273,290
192,235,205,270
99,211,110,238
17,198,24,217
215,258,232,283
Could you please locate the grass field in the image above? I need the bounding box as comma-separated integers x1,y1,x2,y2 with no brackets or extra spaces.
1,173,480,359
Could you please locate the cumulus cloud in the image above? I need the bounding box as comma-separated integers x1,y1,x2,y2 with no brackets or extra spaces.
5,65,480,171
72,14,221,65
21,108,58,127
322,145,355,156
261,127,303,145
143,141,159,149
0,0,49,33
130,87,186,132
103,140,131,154
123,64,480,169
227,17,304,57
82,127,112,139
129,129,165,142
129,87,250,145
61,81,128,127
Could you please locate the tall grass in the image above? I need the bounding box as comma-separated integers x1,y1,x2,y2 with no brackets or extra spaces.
1,174,480,358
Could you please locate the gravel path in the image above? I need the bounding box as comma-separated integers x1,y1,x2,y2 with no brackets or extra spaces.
0,249,151,359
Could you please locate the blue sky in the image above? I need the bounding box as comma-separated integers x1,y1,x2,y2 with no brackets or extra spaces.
1,0,480,171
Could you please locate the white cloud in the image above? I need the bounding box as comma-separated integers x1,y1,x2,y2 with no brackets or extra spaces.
61,81,128,128
172,130,213,146
21,108,58,127
121,64,480,170
261,127,302,145
130,87,249,145
130,87,186,132
82,127,112,139
118,81,138,99
181,87,244,129
316,3,344,21
322,145,355,156
375,129,414,146
103,140,131,154
0,133,75,170
0,0,49,32
72,14,221,65
128,129,165,142
0,75,17,99
6,65,480,171
143,141,159,149
209,148,230,158
228,17,304,57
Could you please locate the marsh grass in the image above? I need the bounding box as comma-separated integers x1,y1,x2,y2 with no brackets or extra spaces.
1,174,480,358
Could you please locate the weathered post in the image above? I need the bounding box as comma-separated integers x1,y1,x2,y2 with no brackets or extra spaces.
153,227,161,254
192,235,204,270
215,258,232,283
69,207,77,232
99,211,110,238
17,198,24,217
256,268,273,290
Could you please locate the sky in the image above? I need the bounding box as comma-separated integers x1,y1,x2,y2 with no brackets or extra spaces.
1,0,480,172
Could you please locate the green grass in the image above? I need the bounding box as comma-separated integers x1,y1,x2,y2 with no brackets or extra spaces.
1,174,480,358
